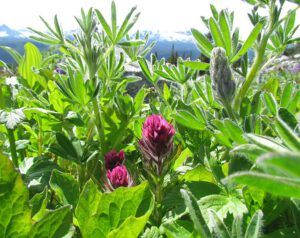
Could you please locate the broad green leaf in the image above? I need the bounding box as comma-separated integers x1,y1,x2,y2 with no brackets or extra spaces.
208,210,231,238
134,87,146,114
163,221,193,238
174,110,204,131
75,181,153,238
18,42,45,88
257,152,300,178
224,172,300,199
200,194,248,223
274,117,300,152
191,28,213,57
30,188,48,221
173,148,192,170
30,206,72,238
55,133,80,163
49,170,79,208
223,119,247,144
245,210,263,238
182,61,210,70
209,17,225,48
230,22,263,63
180,165,215,183
180,189,211,238
0,153,31,238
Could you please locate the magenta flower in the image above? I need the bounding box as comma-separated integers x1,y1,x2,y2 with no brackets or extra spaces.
107,165,129,188
139,114,175,175
104,150,125,170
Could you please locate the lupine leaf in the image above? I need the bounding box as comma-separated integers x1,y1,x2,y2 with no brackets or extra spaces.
244,210,263,238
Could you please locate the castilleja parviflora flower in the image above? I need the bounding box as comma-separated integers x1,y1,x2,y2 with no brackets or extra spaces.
139,114,175,176
104,149,131,189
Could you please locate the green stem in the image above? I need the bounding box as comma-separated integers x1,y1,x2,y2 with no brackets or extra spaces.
234,2,276,110
92,99,106,155
154,176,164,225
38,116,43,156
7,128,18,167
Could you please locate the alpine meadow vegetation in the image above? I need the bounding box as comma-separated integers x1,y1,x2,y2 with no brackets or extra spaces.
0,0,300,237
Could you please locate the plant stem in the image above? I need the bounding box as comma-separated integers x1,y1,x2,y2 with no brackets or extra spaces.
7,128,18,167
154,176,164,225
234,1,276,110
92,99,106,155
38,116,43,156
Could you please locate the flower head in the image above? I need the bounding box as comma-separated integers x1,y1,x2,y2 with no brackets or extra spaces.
139,114,175,175
104,150,125,170
107,165,129,188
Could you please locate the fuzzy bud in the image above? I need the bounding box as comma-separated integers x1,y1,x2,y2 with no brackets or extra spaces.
210,47,236,105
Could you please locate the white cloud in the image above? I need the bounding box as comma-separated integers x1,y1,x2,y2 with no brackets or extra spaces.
0,0,299,39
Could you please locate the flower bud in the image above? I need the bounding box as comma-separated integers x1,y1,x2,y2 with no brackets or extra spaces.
104,150,125,170
106,165,130,188
210,47,236,105
139,114,175,176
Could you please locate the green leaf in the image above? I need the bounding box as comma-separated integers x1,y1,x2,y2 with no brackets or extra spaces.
30,187,48,220
257,152,300,178
111,1,117,38
55,133,80,163
191,28,213,58
223,119,247,144
182,61,210,70
230,144,267,162
174,110,204,131
0,153,31,238
49,170,79,208
208,210,231,238
180,165,215,183
95,9,113,42
209,17,225,48
0,46,22,64
163,221,193,238
274,117,300,152
18,42,45,88
30,206,72,238
230,22,263,63
75,181,153,238
280,83,293,108
245,134,288,152
138,58,155,83
224,172,300,199
118,40,145,47
263,92,278,115
245,210,263,238
200,195,248,223
180,189,211,238
219,10,231,56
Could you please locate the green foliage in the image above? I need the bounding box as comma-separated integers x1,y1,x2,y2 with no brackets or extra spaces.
75,181,153,238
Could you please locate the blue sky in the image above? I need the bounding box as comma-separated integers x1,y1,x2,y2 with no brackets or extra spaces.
0,0,299,39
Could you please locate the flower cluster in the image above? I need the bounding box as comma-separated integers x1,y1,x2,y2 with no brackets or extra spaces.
104,149,131,189
139,114,175,176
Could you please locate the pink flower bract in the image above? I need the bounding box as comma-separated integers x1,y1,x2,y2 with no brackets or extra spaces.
107,165,129,188
139,114,175,175
104,149,125,170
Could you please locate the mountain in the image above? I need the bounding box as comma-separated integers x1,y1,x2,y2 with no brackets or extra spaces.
0,25,200,64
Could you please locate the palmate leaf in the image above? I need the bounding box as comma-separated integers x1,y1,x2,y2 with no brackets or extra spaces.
75,181,153,238
0,154,72,238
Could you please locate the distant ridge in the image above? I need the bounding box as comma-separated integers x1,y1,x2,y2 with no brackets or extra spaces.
0,25,200,64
